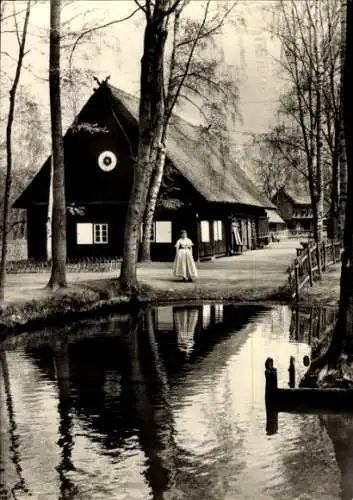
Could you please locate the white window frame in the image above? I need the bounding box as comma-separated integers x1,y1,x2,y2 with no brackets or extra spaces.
213,220,223,241
200,220,210,243
94,223,108,244
140,222,172,243
155,221,172,243
77,223,93,245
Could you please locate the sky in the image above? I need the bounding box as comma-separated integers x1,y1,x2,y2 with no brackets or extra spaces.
1,0,286,162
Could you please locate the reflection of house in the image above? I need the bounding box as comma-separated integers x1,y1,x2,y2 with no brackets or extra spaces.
266,209,287,239
14,80,273,262
272,188,314,234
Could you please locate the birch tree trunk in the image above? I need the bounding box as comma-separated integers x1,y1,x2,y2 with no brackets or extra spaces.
119,2,168,292
140,1,212,262
0,0,31,303
140,142,167,261
140,5,183,263
47,0,67,289
312,1,324,246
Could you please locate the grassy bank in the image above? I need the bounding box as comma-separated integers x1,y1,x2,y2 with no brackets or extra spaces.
0,276,294,342
299,264,340,307
0,279,132,340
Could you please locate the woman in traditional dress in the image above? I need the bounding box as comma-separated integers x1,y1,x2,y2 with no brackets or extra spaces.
173,230,198,282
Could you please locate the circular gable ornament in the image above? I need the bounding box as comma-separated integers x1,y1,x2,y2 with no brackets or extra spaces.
98,151,117,171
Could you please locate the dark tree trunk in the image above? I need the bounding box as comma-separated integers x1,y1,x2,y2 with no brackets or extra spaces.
300,0,353,384
47,0,67,289
330,118,341,241
305,0,353,377
335,0,353,355
120,4,168,292
140,5,183,263
339,0,348,243
0,0,31,302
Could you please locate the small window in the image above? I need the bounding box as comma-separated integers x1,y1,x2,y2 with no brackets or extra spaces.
200,220,210,242
155,221,172,243
94,223,108,244
77,223,108,245
140,224,150,241
213,220,223,241
77,223,93,244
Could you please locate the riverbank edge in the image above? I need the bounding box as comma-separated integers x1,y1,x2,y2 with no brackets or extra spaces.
0,277,295,342
0,266,341,343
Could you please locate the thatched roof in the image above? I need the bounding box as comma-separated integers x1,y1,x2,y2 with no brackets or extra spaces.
14,83,273,210
266,209,286,225
109,86,274,209
278,187,311,206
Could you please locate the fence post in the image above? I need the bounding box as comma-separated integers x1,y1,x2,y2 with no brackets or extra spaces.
332,240,336,263
323,242,327,271
295,259,300,300
315,244,319,272
308,246,313,286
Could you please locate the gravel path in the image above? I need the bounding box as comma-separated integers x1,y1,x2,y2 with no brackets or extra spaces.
4,239,301,304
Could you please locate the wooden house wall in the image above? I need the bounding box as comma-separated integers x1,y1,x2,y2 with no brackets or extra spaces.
19,85,271,263
27,205,47,260
67,203,127,259
273,191,294,223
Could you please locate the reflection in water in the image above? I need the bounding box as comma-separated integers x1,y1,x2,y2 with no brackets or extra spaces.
0,303,349,499
320,415,353,500
53,340,78,499
123,309,178,498
174,308,199,356
0,351,30,498
289,305,337,346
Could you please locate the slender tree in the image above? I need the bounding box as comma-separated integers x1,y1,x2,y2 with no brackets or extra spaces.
140,1,238,261
47,0,67,289
0,0,31,302
272,0,343,247
300,0,353,384
119,0,181,292
339,0,348,241
335,0,353,355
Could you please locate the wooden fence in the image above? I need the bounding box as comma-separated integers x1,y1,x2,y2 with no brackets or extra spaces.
288,240,341,300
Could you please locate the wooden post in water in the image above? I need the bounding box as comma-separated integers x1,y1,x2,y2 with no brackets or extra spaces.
265,358,278,435
288,356,296,388
266,407,278,436
265,358,278,404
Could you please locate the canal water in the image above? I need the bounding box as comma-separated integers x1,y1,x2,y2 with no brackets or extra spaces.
1,303,352,500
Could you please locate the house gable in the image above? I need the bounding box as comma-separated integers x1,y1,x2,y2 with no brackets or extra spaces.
14,85,137,208
14,82,273,212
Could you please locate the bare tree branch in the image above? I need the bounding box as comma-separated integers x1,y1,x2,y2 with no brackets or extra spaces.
68,8,141,85
133,0,149,17
167,0,211,117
